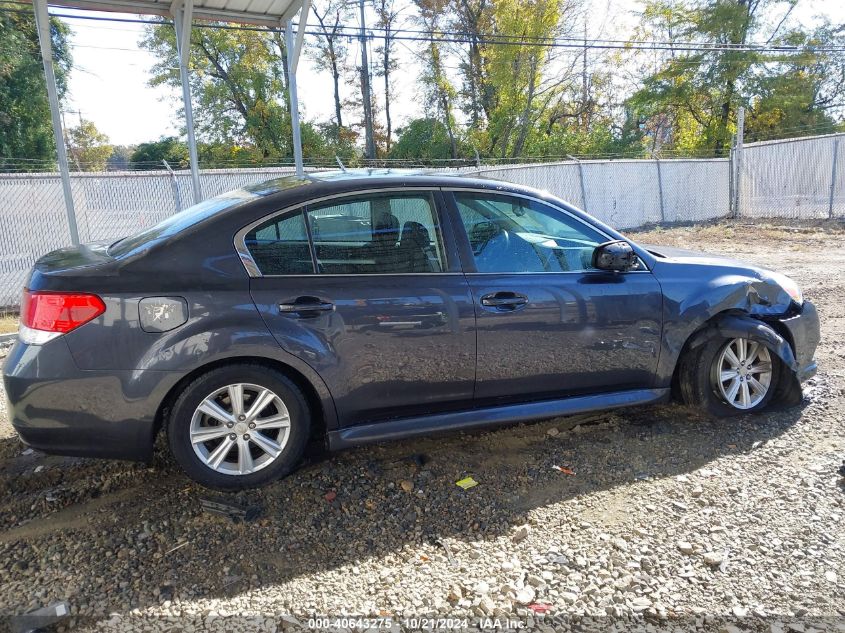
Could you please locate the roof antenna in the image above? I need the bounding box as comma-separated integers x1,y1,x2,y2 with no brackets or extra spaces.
335,155,347,172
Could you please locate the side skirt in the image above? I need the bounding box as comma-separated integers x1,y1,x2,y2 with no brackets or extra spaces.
326,388,671,450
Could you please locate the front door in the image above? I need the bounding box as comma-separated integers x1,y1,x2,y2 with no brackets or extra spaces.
245,190,476,426
446,189,662,403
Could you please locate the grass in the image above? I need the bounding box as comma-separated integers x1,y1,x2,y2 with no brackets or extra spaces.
0,313,18,335
630,218,845,248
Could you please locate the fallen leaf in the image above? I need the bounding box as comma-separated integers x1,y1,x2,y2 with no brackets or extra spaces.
456,476,478,490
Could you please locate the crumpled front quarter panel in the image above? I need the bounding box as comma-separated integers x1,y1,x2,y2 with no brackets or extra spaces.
653,261,797,386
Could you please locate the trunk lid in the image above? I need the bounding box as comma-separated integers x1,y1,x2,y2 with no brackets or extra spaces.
27,241,118,292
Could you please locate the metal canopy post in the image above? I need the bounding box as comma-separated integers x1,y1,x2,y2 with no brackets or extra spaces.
284,0,308,178
28,0,308,199
172,0,202,204
33,0,80,245
732,106,745,219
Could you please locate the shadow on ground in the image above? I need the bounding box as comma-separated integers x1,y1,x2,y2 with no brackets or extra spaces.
0,399,808,618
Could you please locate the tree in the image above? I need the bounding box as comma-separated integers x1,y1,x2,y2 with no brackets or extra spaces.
310,0,351,135
373,0,403,152
482,0,568,158
414,0,460,159
130,137,189,169
389,117,468,160
450,0,493,128
141,22,291,159
107,145,135,171
0,8,72,168
625,0,843,156
66,119,112,171
745,23,844,141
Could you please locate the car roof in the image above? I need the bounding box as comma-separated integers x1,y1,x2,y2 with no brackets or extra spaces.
242,169,525,200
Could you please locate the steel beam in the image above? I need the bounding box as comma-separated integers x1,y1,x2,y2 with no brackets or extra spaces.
26,0,293,28
829,138,840,219
33,0,80,245
172,0,202,204
285,12,306,177
290,0,310,74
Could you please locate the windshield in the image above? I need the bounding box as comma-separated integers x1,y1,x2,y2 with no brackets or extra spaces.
108,188,258,257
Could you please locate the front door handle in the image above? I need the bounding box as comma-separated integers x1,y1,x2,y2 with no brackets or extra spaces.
480,292,529,310
279,296,335,317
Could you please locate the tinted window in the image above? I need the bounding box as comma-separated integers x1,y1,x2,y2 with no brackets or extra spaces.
244,211,313,275
109,188,258,257
307,193,446,274
454,193,606,273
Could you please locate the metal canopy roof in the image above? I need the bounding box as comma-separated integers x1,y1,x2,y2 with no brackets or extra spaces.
26,0,310,245
30,0,303,26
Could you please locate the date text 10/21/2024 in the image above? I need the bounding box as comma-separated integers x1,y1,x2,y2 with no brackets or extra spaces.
306,617,530,629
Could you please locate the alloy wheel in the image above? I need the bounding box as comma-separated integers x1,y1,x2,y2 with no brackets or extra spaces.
189,383,290,475
712,338,773,410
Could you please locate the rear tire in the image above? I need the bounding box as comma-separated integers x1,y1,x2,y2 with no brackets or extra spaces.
678,332,781,418
168,364,310,490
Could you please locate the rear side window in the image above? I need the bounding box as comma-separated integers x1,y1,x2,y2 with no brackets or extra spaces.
307,193,446,274
244,211,313,275
243,192,447,276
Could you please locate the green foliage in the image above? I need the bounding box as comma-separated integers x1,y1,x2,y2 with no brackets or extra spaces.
141,22,291,159
129,0,840,165
130,137,189,169
66,120,112,171
5,0,844,169
627,0,843,156
523,119,645,158
107,145,135,170
482,0,561,157
0,7,72,166
745,24,843,142
389,118,469,160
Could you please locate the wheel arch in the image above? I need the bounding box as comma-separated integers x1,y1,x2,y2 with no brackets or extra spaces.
152,356,332,447
669,309,799,401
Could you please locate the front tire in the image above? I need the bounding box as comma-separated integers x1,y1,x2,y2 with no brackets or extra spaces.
168,364,310,490
679,334,781,417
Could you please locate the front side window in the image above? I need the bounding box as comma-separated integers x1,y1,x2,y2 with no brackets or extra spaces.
307,193,446,274
454,192,606,273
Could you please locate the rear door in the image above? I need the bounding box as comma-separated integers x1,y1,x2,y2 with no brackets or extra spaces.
244,189,476,427
445,189,662,403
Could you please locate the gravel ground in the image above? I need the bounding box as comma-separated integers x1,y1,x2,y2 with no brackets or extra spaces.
0,221,843,633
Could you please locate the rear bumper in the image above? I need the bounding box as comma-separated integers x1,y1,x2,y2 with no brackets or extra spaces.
777,300,820,382
2,337,181,461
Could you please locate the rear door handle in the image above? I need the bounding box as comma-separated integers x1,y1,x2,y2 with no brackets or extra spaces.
279,296,335,317
480,292,529,310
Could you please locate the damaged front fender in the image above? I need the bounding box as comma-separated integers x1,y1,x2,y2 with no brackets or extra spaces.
651,258,806,388
685,313,798,372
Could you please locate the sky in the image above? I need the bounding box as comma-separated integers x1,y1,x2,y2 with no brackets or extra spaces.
55,0,845,147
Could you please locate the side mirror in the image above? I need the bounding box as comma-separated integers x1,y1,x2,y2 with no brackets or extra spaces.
592,240,637,272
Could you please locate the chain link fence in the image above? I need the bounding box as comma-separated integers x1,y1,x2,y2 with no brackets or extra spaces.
471,157,732,228
0,132,842,307
737,134,845,219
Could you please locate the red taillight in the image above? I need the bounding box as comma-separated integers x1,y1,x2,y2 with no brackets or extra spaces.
21,290,106,333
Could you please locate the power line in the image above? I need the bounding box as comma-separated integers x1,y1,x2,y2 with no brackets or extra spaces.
2,5,843,54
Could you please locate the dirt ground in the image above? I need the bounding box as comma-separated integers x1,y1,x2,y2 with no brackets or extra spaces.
0,220,843,632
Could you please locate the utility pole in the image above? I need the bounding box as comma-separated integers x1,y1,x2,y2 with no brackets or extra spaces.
581,16,588,132
359,0,376,160
732,106,745,218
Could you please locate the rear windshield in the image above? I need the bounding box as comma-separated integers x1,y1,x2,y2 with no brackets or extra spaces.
108,188,258,257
